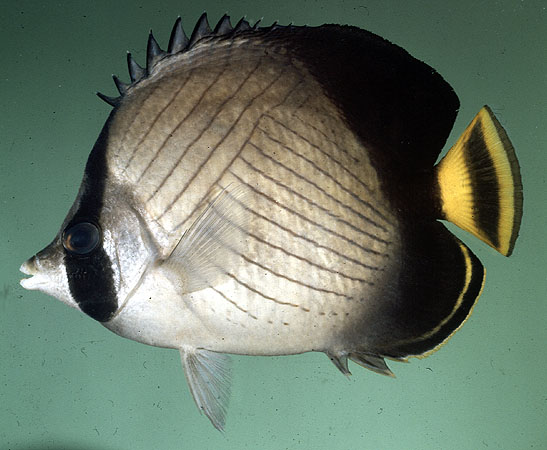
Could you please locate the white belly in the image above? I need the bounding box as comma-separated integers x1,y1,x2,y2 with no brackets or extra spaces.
103,261,381,356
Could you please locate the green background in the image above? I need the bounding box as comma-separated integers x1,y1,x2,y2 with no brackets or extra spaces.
1,1,545,449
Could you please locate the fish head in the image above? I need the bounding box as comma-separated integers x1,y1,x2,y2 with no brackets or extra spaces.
20,142,155,323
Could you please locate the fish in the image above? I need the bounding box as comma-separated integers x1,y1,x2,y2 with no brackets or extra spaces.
19,13,523,430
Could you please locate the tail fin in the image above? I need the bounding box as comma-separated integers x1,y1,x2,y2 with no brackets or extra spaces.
435,106,523,256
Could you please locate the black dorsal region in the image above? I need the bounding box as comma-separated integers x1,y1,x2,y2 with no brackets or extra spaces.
64,112,118,322
272,24,460,172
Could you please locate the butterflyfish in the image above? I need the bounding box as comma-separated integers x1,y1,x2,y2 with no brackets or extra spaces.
20,14,523,430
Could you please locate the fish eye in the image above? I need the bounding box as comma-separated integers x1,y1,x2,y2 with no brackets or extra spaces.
62,222,100,255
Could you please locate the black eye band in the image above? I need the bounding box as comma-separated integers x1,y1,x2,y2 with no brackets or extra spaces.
62,222,101,255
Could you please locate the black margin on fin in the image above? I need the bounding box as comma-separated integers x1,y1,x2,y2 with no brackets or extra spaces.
391,240,484,357
280,24,459,174
435,106,523,256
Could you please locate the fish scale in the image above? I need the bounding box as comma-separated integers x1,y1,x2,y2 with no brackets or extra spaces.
20,14,522,430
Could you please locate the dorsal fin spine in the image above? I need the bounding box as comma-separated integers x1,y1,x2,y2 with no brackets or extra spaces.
234,17,251,32
98,14,281,108
213,14,233,35
126,52,145,83
146,32,166,74
168,17,189,54
112,75,128,95
96,92,121,107
189,13,212,47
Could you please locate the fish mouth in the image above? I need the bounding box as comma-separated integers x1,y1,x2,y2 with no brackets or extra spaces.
19,257,45,290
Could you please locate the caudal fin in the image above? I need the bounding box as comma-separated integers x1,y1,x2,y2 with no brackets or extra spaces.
435,106,523,256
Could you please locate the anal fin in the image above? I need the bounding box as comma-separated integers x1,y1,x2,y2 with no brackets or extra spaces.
348,352,394,377
180,348,231,431
326,350,394,377
326,351,351,376
363,221,485,361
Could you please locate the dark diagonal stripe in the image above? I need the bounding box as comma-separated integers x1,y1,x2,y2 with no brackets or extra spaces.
157,66,297,220
142,64,234,199
211,287,258,320
115,84,163,168
247,228,375,284
232,214,376,284
263,113,392,218
259,122,394,227
123,70,194,173
238,254,353,299
293,113,360,164
226,273,300,307
254,129,389,232
220,178,384,272
236,157,390,251
171,79,308,231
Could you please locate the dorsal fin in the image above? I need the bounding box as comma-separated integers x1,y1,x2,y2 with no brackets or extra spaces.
97,13,268,107
277,25,459,173
97,13,458,175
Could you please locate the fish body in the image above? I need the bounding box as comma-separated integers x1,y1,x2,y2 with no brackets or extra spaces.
102,38,394,356
20,14,523,429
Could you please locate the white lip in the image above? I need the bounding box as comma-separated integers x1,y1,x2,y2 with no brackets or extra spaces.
20,272,52,291
20,276,37,290
19,259,42,290
19,260,35,276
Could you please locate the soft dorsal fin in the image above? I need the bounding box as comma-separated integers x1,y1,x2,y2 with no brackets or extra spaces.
277,24,460,172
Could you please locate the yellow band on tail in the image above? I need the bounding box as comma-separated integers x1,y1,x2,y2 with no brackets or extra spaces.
435,106,523,256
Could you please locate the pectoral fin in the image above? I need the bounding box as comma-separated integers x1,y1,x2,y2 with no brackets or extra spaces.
180,347,232,431
161,184,250,293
